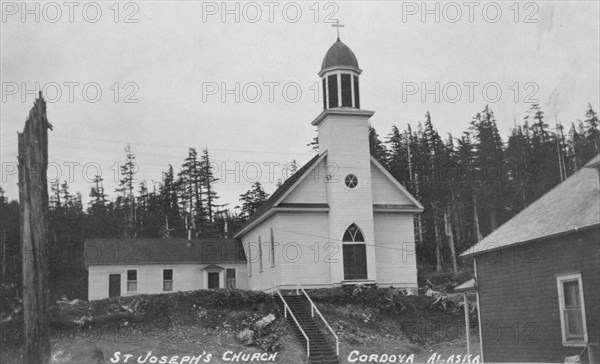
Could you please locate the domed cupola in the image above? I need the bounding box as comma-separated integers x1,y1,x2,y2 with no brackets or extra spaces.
319,38,362,110
320,39,360,72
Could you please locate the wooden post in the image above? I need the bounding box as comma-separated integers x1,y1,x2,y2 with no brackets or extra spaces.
463,292,471,357
474,259,484,362
18,92,52,364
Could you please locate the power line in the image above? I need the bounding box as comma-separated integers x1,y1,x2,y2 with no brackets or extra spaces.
48,135,316,156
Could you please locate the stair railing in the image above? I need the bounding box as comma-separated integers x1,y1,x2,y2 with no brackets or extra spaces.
297,284,339,356
276,289,310,357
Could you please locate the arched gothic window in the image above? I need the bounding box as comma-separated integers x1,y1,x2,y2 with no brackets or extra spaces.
342,224,364,242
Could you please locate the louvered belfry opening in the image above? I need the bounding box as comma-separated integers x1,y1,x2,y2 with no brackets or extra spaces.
326,74,338,108
340,74,352,107
322,73,360,109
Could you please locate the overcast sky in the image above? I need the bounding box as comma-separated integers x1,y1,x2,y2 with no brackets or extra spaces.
1,1,599,211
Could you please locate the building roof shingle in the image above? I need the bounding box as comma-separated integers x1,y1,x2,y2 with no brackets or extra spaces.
84,238,246,265
461,154,600,257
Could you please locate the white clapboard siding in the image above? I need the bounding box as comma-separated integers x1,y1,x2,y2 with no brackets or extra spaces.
241,211,333,291
282,159,328,204
373,212,418,288
241,215,282,291
88,263,247,300
371,163,413,205
278,212,332,288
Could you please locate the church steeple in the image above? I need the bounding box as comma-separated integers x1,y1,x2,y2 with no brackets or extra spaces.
319,37,362,110
312,33,377,285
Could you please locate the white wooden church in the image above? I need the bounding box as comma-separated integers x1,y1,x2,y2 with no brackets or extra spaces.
85,37,423,300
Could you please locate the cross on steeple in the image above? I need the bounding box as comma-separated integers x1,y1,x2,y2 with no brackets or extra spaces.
331,19,344,40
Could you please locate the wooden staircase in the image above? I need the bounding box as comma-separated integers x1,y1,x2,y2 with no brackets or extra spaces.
278,293,339,364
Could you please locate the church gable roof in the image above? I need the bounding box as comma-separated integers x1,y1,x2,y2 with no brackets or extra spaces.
370,156,424,211
280,157,328,204
234,152,327,237
461,153,600,257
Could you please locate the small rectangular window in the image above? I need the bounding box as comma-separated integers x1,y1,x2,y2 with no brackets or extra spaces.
556,273,587,345
163,269,173,292
127,270,137,292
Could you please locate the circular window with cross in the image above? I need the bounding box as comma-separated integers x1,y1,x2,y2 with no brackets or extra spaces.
345,174,358,189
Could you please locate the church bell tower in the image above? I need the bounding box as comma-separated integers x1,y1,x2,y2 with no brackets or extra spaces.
319,37,362,109
312,34,377,285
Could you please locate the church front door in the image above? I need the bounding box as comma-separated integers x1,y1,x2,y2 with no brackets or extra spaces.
343,244,367,280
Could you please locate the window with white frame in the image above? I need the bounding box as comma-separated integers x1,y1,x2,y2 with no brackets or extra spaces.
163,269,173,292
258,236,263,272
226,268,236,289
127,269,137,292
270,228,275,267
556,273,588,345
248,244,253,277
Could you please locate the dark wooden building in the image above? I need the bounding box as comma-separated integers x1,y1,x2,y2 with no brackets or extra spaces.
461,154,600,363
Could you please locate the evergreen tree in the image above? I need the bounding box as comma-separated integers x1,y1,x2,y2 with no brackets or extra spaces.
115,145,137,238
60,180,72,208
505,126,527,209
369,125,388,165
385,126,408,181
177,148,204,233
160,165,184,237
469,105,505,233
135,180,163,238
238,182,270,219
201,148,219,225
49,180,61,210
0,188,21,287
89,175,107,210
525,103,561,201
582,103,600,162
282,160,300,181
86,175,121,239
421,111,449,271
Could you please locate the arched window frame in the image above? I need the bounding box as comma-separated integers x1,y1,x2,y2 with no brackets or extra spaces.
342,223,365,243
